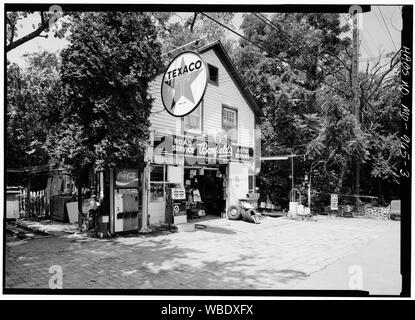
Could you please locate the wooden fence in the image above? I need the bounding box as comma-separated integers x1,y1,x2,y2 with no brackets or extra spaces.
17,190,49,220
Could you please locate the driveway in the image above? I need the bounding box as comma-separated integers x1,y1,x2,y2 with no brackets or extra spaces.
4,215,401,294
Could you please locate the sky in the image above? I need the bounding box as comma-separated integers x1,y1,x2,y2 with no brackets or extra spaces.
356,6,402,69
6,6,403,71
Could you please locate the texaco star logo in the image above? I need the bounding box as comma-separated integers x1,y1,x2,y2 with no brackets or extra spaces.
173,205,180,215
161,51,208,117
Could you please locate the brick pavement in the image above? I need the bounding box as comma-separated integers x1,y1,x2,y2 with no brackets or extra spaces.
4,215,399,290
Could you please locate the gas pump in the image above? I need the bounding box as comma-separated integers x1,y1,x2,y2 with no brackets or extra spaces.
166,186,187,225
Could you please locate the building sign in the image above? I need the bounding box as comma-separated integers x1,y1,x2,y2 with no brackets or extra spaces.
232,146,253,162
153,134,254,165
330,194,338,210
161,51,208,117
173,205,180,215
115,169,139,189
171,188,186,200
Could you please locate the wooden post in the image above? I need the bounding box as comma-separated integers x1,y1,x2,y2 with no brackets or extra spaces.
26,175,31,219
352,9,361,197
77,173,83,231
140,160,151,233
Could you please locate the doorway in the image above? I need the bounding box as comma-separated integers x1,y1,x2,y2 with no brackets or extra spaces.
184,165,226,217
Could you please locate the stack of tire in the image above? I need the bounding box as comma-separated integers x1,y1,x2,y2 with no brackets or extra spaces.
227,205,260,224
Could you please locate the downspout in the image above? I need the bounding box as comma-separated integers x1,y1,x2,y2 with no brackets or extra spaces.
140,132,153,233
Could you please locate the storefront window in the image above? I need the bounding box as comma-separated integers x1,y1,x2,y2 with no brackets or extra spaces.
184,101,202,134
150,184,164,201
150,165,166,182
150,165,167,201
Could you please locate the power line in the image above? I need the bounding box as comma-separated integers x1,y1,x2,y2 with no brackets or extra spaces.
359,52,394,61
373,9,386,31
360,41,371,58
200,12,352,99
339,13,352,24
258,12,350,62
252,14,344,82
200,12,382,112
361,36,377,59
378,7,397,51
253,13,348,84
360,22,384,59
373,7,396,51
361,34,376,56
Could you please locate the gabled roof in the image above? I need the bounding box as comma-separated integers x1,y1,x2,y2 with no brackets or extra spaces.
198,40,264,118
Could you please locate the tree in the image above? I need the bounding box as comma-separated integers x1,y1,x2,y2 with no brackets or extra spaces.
359,54,401,202
307,86,370,194
232,12,401,206
308,50,401,200
6,9,67,52
151,12,236,57
6,52,61,188
232,13,350,206
46,12,163,227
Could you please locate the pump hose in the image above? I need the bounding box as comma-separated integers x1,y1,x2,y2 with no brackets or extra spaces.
154,224,178,233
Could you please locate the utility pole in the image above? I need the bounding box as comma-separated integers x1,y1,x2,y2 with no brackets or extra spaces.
351,9,360,196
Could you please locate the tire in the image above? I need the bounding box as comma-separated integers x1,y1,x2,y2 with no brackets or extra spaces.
227,205,242,220
242,209,261,224
241,208,253,222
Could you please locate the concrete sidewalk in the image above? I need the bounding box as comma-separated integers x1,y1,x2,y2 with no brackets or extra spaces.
290,221,401,295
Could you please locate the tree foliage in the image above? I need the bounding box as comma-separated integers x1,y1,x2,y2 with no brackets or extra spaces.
6,52,60,170
233,13,350,205
359,64,401,199
6,10,401,206
232,12,400,205
6,10,68,52
151,12,236,58
46,12,163,172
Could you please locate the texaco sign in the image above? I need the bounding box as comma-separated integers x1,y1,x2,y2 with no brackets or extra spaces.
161,51,208,117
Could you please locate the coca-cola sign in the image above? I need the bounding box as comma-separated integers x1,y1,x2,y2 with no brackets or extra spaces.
116,169,139,189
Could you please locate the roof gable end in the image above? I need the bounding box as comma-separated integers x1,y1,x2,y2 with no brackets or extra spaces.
198,41,263,118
